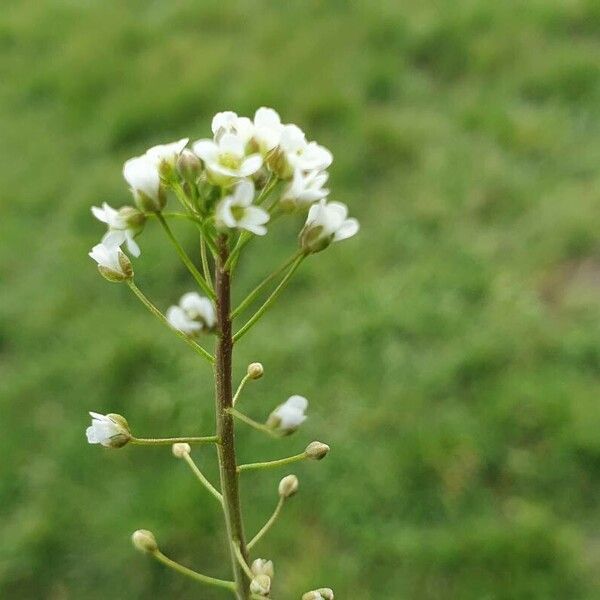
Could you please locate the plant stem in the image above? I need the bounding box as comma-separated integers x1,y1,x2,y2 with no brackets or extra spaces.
214,234,251,600
151,550,235,592
238,451,308,473
230,251,302,320
247,496,284,550
227,408,281,439
131,435,219,446
127,281,215,364
200,235,215,293
156,213,216,300
182,453,223,504
232,542,254,580
233,254,305,343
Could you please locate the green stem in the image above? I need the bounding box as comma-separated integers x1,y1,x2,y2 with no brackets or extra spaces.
131,435,219,446
156,213,216,300
146,211,201,223
233,255,305,343
127,281,215,364
232,375,250,407
182,453,224,504
228,408,281,439
247,496,285,550
238,451,308,473
151,550,235,592
232,542,254,580
231,251,302,320
200,235,215,293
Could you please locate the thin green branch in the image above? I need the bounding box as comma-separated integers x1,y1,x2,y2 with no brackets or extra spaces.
233,254,305,343
156,213,216,300
232,542,254,580
232,375,250,407
247,496,285,550
182,453,224,504
127,281,215,364
231,251,302,320
200,235,215,293
151,550,235,592
238,451,308,473
228,408,281,439
130,435,219,446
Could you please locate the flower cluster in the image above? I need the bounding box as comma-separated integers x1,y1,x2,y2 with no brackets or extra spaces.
88,107,358,283
86,108,351,599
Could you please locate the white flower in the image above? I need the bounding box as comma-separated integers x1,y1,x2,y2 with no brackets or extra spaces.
179,292,216,329
279,125,333,179
215,180,269,235
89,241,133,282
166,292,215,337
281,168,329,209
267,395,308,434
211,111,254,145
299,199,359,254
253,107,283,155
251,559,274,578
91,203,145,257
86,412,130,448
250,575,271,596
146,138,189,166
123,154,164,211
193,132,262,185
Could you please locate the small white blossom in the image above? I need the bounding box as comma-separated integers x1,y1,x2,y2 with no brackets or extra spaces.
86,412,130,448
123,154,163,211
299,199,359,254
145,138,189,167
91,203,145,257
211,111,254,144
281,168,329,209
89,241,133,282
193,132,262,186
215,180,269,235
272,124,332,178
267,395,308,434
253,107,283,155
250,575,271,596
166,292,215,337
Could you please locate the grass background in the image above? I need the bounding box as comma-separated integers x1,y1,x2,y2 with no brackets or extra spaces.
2,0,600,598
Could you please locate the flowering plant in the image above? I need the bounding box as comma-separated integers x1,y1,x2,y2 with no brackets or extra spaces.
87,108,358,599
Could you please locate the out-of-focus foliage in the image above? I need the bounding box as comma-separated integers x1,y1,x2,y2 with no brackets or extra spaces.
2,1,600,598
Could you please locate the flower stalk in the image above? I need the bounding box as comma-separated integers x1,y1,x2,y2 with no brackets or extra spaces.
215,234,251,599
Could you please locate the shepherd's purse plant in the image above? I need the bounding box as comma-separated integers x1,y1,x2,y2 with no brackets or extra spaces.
86,108,358,600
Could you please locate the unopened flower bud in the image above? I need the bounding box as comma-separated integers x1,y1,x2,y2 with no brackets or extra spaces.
278,474,299,498
131,529,158,554
177,149,203,183
250,574,271,596
302,588,334,600
172,443,191,458
247,362,264,380
305,441,330,460
251,558,274,578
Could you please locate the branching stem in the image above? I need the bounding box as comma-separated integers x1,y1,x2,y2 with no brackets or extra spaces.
127,281,215,364
227,408,281,439
247,496,285,550
151,550,235,592
233,254,305,342
238,451,308,473
131,435,219,446
182,453,224,504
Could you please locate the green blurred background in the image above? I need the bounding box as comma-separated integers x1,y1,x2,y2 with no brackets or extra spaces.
2,0,600,598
